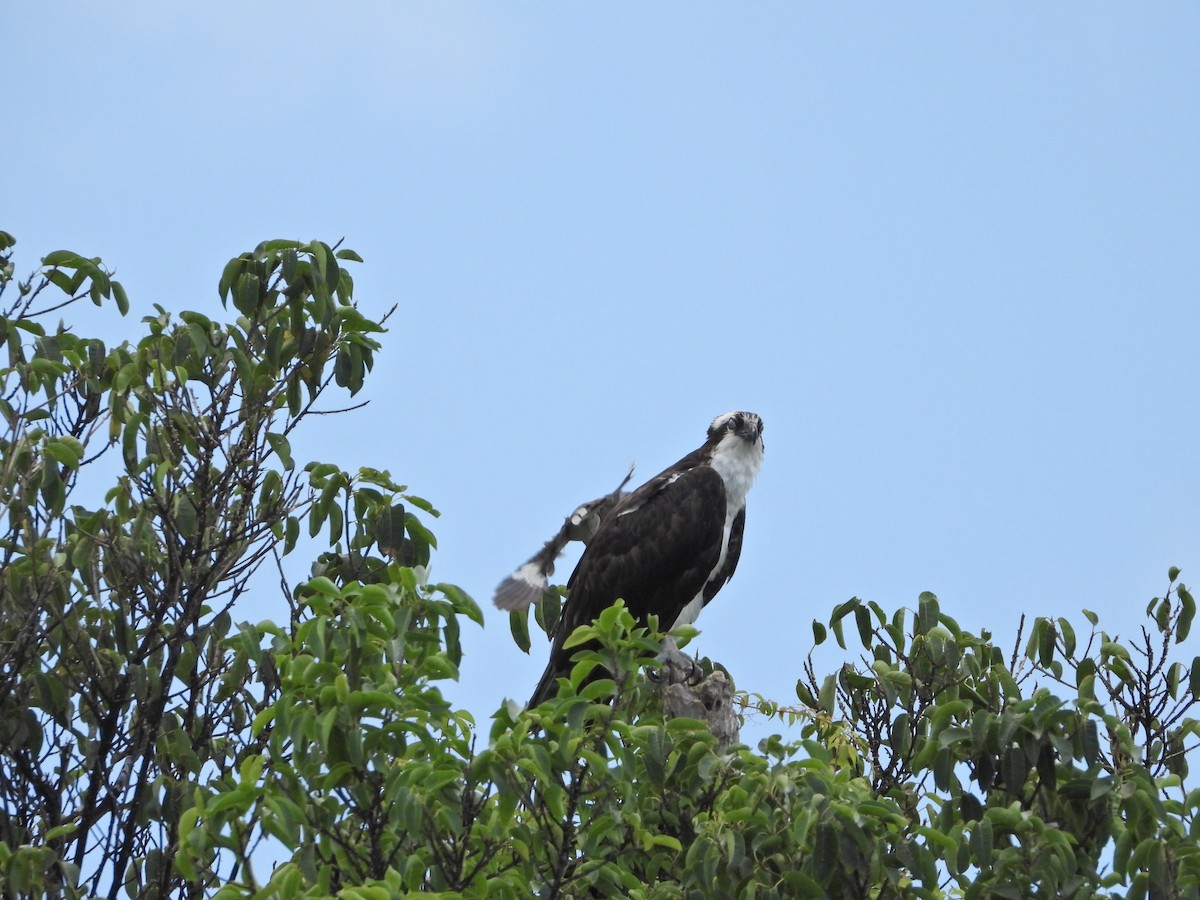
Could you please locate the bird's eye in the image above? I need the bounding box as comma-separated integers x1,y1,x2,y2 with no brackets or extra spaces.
727,416,740,431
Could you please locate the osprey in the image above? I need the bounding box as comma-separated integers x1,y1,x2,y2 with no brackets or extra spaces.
528,410,764,707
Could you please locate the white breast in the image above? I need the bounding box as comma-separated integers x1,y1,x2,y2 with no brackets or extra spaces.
709,431,763,508
670,432,763,631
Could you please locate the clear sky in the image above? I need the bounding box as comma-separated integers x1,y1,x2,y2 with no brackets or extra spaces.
8,3,1199,737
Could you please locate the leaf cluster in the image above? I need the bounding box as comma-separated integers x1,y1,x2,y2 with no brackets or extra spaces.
0,235,447,898
797,585,1200,898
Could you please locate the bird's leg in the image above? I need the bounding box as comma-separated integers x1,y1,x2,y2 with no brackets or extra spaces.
649,635,704,686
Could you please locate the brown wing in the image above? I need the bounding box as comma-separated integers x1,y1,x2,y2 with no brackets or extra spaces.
529,465,726,705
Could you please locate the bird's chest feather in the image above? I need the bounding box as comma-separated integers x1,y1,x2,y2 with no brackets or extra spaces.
709,435,762,509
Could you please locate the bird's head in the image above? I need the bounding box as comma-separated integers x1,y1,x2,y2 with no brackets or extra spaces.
707,410,764,448
706,411,764,495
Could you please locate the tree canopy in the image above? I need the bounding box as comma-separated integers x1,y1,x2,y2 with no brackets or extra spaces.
0,232,1197,899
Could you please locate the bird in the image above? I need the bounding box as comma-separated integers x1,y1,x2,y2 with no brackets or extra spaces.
493,465,635,612
528,410,764,707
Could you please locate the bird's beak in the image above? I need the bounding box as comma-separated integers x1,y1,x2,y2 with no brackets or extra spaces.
739,421,763,442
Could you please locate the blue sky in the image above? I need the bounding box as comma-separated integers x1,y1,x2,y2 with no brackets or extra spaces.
8,4,1199,736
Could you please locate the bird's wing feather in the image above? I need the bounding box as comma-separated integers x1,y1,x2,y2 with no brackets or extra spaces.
558,465,726,646
703,504,744,605
529,465,727,705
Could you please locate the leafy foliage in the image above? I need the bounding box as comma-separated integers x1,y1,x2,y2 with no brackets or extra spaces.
798,585,1200,898
0,234,447,898
1,231,1197,898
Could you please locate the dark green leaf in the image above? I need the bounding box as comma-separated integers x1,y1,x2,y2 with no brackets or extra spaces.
972,817,993,867
1056,616,1076,658
1082,719,1100,766
404,512,438,551
830,600,857,650
233,272,261,317
1002,746,1026,794
854,603,873,649
917,591,939,635
812,620,827,646
218,256,245,302
1167,662,1182,700
960,792,983,823
509,608,531,654
112,280,130,315
933,747,954,791
1177,585,1194,643
1039,619,1055,667
796,679,817,708
371,503,406,558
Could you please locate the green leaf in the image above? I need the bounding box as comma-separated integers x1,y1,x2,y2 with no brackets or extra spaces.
509,608,531,654
404,512,438,550
367,502,404,558
46,268,75,294
1039,618,1055,667
112,280,130,315
960,792,983,823
44,438,81,469
812,620,827,646
1082,719,1101,766
817,673,836,713
1177,585,1195,643
830,599,857,650
306,576,341,598
1167,662,1182,700
1002,746,1026,793
233,272,261,317
1155,597,1171,634
42,249,79,267
917,591,939,635
258,239,302,253
854,603,873,648
218,256,245,302
796,679,817,708
334,346,352,387
266,431,294,471
437,582,483,626
173,493,198,537
1056,616,1076,658
933,747,954,791
937,727,971,749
